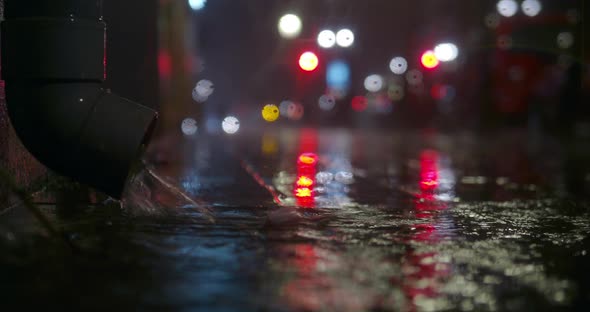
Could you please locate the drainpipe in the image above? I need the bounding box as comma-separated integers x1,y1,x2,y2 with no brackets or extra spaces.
1,0,158,198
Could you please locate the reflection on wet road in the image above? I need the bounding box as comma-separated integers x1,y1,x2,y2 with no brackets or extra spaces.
1,129,590,311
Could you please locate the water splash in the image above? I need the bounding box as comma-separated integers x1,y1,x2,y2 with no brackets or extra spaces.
122,164,214,222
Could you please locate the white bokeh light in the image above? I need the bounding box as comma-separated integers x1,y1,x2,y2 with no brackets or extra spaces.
497,0,518,17
279,100,293,117
389,57,408,75
181,118,198,135
521,0,542,17
485,13,500,29
188,0,206,11
222,116,240,134
434,43,459,62
317,30,336,48
406,69,423,86
336,29,355,47
318,94,336,111
278,14,302,39
194,79,214,97
388,84,405,101
557,32,574,49
364,74,384,92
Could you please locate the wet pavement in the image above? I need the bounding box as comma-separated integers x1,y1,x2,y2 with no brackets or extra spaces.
1,128,590,311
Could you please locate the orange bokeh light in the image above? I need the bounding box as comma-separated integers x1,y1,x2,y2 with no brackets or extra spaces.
421,50,439,69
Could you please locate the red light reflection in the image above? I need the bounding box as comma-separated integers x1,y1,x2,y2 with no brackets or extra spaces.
294,130,318,208
419,149,439,191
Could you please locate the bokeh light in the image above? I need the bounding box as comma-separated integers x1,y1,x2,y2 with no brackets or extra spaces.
326,60,351,95
497,0,518,17
406,69,423,86
420,50,439,69
181,118,198,135
521,0,542,17
278,14,302,39
351,96,368,112
434,43,459,62
336,29,355,47
389,56,408,75
261,104,280,122
557,32,574,49
318,94,336,111
388,83,405,101
374,94,393,114
287,102,304,120
279,100,294,117
364,74,384,92
205,116,221,134
317,30,336,48
193,79,214,98
261,133,278,155
222,116,240,134
299,51,319,71
497,35,513,50
485,13,500,29
191,91,208,103
188,0,206,11
567,9,580,24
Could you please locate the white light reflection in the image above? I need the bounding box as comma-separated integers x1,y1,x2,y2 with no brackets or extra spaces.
315,171,334,184
334,171,354,184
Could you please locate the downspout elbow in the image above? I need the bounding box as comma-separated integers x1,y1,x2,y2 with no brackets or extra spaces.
1,1,158,198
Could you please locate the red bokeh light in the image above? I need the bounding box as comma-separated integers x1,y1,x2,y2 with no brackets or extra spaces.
430,84,448,100
351,96,368,112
